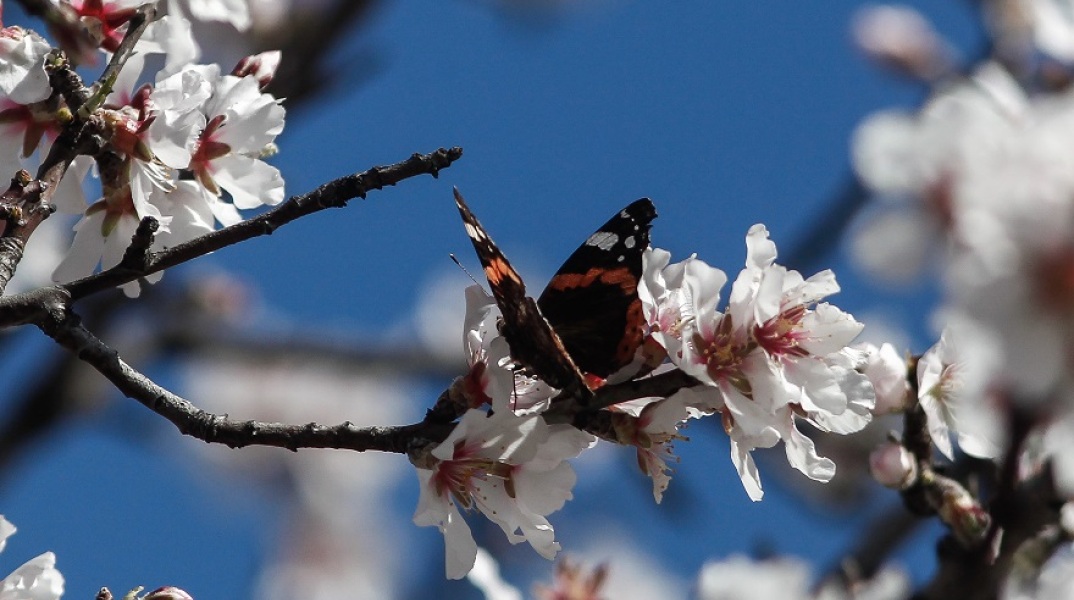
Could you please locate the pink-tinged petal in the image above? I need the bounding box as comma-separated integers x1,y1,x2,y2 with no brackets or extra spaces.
148,108,204,169
203,194,243,227
784,358,846,415
682,257,727,325
808,349,875,434
211,154,285,209
799,303,864,356
0,29,52,105
413,469,479,580
0,516,14,551
51,156,93,214
1,551,64,600
100,213,141,271
752,264,784,325
442,507,479,580
155,184,216,249
138,15,200,77
512,461,577,516
527,424,594,470
477,477,559,557
722,383,780,441
777,411,836,482
856,342,910,414
729,438,764,501
187,0,253,31
463,284,497,360
52,212,109,283
639,247,672,309
219,91,285,150
793,269,840,305
744,224,778,270
741,349,791,412
669,384,724,413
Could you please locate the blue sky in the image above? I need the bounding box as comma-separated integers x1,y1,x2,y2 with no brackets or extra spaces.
0,0,985,597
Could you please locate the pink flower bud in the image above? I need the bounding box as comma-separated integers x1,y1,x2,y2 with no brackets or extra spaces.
232,51,282,90
937,483,990,546
143,587,194,600
869,441,917,489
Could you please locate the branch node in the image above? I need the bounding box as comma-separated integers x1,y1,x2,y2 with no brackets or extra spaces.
118,217,160,271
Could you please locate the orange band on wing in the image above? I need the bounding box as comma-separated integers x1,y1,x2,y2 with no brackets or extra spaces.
546,267,637,293
484,257,523,286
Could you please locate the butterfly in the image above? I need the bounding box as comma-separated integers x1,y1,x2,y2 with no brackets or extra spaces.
454,189,656,403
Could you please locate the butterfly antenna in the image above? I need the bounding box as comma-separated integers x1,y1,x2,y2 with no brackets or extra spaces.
450,253,484,288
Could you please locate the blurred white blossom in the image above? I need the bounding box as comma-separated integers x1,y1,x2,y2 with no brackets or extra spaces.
0,516,64,600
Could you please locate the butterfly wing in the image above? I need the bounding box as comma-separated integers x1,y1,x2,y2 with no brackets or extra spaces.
454,189,592,398
537,198,657,379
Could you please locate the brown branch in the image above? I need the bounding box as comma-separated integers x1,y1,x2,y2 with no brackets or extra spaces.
63,147,464,300
917,410,1056,600
37,303,455,453
818,503,923,591
34,289,694,454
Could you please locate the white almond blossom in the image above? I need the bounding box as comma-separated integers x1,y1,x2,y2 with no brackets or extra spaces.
178,0,253,31
639,247,712,363
854,342,910,414
853,59,1074,406
659,225,874,499
0,516,64,600
698,555,813,600
699,554,908,600
0,26,51,105
917,326,1003,460
1027,0,1074,62
186,63,285,211
412,409,588,579
53,56,285,288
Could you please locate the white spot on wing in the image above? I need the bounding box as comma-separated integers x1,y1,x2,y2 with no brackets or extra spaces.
586,231,619,251
624,235,636,249
464,222,485,240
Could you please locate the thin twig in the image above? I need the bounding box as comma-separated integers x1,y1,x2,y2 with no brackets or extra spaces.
37,304,455,453
79,3,158,119
64,147,464,300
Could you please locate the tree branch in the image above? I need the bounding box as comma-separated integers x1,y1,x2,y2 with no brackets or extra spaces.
37,304,455,453
63,146,464,300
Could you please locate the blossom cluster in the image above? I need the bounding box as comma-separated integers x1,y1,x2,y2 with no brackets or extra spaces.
0,0,284,294
851,3,1074,496
847,4,1074,596
413,225,876,579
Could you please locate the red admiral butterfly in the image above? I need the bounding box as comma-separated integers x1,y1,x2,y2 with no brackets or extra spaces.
454,189,657,403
